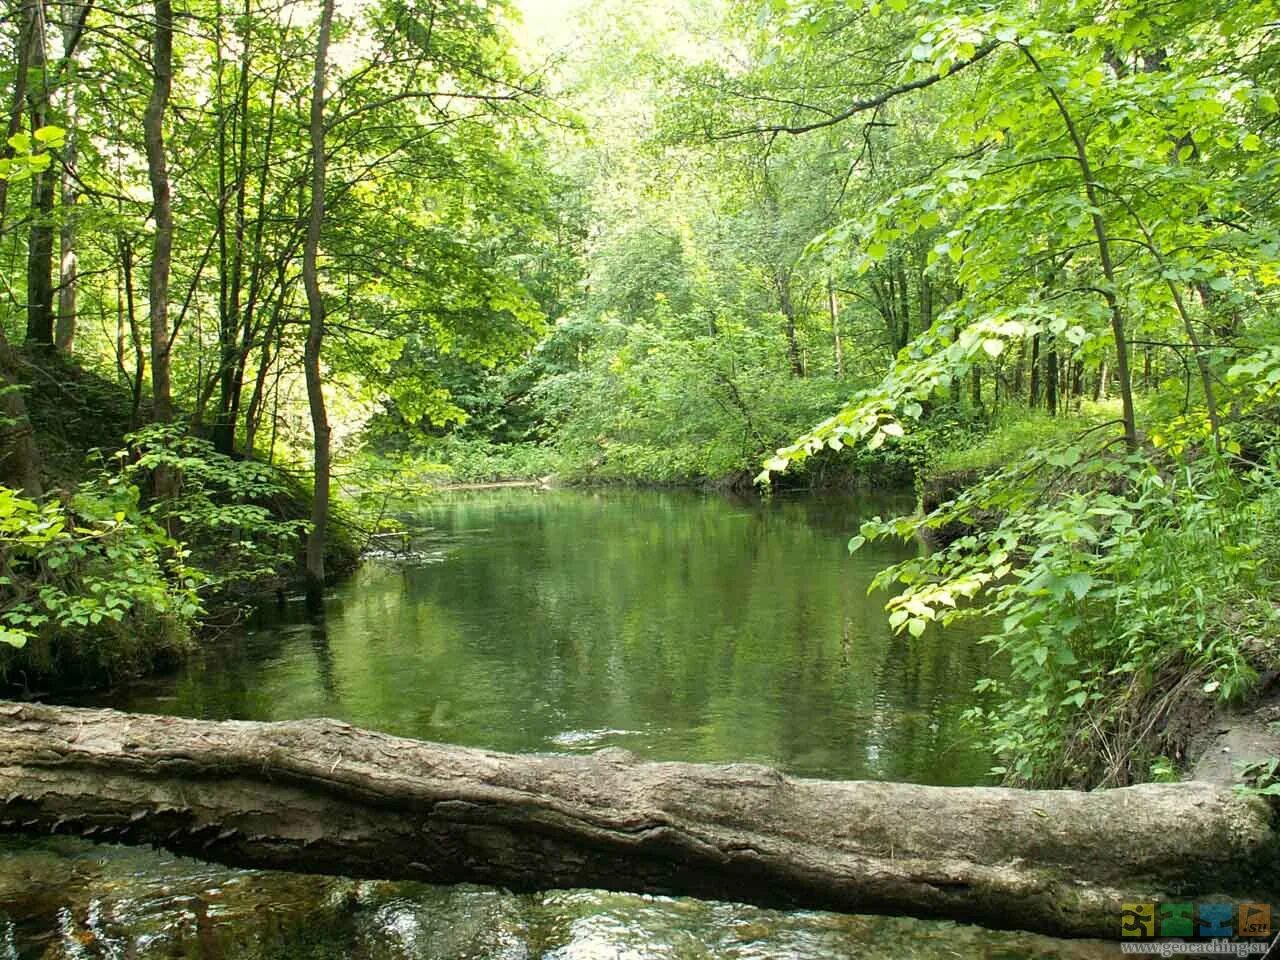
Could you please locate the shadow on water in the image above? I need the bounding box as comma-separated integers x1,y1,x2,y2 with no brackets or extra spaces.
1,488,1113,958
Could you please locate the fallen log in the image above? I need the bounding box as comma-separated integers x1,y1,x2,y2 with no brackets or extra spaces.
0,700,1275,940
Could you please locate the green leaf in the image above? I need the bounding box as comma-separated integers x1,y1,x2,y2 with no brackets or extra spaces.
1063,572,1093,600
33,125,65,145
0,627,28,648
847,535,866,554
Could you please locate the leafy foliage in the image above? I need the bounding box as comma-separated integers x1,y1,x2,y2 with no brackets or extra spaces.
112,424,311,596
854,441,1280,785
0,483,196,678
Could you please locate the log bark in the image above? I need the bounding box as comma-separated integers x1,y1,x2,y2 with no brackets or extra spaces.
0,701,1275,941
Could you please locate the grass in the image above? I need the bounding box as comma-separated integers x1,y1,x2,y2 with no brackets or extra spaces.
929,401,1124,478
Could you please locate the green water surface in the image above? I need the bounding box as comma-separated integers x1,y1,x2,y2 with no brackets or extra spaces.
0,489,1111,958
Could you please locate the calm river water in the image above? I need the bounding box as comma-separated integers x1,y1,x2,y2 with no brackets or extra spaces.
0,489,1112,958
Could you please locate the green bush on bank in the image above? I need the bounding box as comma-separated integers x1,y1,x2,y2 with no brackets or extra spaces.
857,436,1280,788
1,423,362,688
118,424,312,595
0,482,197,684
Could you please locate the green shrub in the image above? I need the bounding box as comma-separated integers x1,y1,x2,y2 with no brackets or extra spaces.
0,483,197,683
856,442,1280,787
535,322,894,485
112,424,311,597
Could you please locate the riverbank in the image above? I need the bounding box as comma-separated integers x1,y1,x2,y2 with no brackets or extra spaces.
0,352,362,694
898,402,1280,790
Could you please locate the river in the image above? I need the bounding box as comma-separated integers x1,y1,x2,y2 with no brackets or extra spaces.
0,488,1112,958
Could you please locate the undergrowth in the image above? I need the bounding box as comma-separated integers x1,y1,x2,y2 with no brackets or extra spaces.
856,440,1280,787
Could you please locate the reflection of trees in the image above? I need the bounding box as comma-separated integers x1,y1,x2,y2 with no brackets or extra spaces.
109,489,999,784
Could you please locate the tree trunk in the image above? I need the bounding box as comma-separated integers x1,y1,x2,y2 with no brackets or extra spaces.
0,702,1275,942
776,269,803,377
0,0,34,226
1028,333,1040,406
119,234,145,428
0,341,42,497
24,0,55,348
143,0,174,422
1046,336,1059,416
302,0,334,601
894,256,910,350
54,0,83,354
242,268,286,455
827,277,842,376
918,256,933,331
1025,49,1137,447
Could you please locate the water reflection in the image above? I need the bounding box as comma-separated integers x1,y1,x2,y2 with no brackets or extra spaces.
88,489,998,783
0,489,1089,958
0,840,1113,959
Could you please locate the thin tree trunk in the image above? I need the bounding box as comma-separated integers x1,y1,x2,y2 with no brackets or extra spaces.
1024,48,1137,447
54,0,83,354
827,277,842,376
120,234,145,428
776,269,803,377
243,266,287,455
302,0,335,601
114,250,125,378
143,0,174,422
918,255,933,331
1,701,1276,942
0,0,34,224
895,256,910,349
24,0,55,347
0,5,42,495
1028,334,1040,406
220,0,254,452
1046,335,1059,416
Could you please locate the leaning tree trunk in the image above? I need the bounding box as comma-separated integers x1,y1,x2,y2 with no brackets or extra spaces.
0,702,1275,941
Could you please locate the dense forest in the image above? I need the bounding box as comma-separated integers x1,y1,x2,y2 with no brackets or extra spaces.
1,0,1280,880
